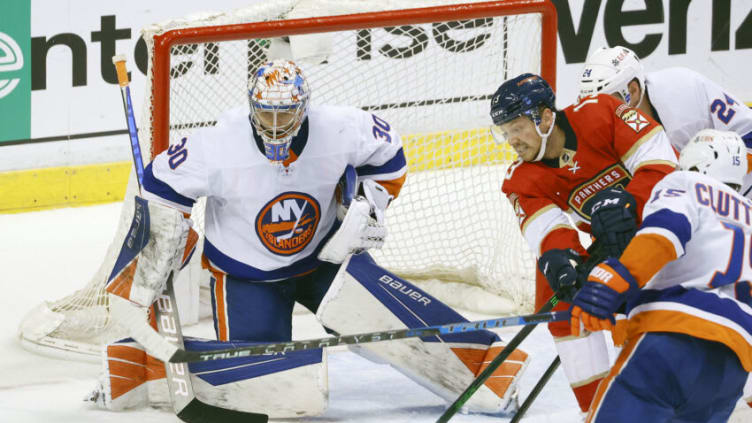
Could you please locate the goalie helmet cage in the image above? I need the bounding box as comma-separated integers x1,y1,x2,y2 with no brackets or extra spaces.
18,0,556,361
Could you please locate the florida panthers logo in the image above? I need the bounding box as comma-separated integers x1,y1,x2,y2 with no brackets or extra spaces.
256,192,321,256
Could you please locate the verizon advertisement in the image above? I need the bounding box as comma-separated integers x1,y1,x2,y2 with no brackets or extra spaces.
1,0,750,170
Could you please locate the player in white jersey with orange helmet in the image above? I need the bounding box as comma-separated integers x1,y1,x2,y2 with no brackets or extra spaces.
571,129,752,422
579,46,752,197
89,59,529,417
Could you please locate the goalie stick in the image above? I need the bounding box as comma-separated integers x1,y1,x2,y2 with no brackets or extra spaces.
168,310,569,363
112,55,268,423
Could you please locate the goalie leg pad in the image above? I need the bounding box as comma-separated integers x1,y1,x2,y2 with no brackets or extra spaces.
186,338,328,418
89,337,328,418
86,339,166,411
106,196,191,306
316,253,529,413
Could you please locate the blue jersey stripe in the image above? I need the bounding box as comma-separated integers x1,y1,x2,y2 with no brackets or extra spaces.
203,222,338,281
143,163,196,209
640,208,692,250
629,286,752,336
356,148,407,177
741,130,752,149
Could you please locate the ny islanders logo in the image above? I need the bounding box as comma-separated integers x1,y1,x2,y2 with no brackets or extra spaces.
256,192,321,256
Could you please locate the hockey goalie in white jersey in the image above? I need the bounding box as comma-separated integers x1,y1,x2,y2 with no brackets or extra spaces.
571,129,752,422
88,59,529,417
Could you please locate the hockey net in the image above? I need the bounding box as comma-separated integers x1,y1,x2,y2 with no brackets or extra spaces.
18,0,556,361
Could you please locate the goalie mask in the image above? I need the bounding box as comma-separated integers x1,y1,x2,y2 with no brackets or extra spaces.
249,59,310,162
679,129,746,190
578,46,646,107
489,73,556,162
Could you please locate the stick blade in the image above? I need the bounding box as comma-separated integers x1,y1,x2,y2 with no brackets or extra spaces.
177,398,268,423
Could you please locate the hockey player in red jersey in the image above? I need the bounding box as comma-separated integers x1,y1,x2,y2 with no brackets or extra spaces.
490,73,678,411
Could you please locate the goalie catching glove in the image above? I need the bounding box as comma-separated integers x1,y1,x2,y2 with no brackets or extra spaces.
318,179,392,264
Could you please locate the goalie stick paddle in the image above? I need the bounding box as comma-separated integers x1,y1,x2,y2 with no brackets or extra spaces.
436,293,561,423
168,310,569,363
113,55,268,423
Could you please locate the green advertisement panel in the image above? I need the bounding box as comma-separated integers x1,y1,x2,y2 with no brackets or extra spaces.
0,0,31,143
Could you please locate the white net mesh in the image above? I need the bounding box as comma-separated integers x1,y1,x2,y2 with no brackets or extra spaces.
19,0,552,359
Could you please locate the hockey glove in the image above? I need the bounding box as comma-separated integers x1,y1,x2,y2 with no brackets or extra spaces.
318,197,386,264
589,187,638,258
538,248,582,302
570,258,639,336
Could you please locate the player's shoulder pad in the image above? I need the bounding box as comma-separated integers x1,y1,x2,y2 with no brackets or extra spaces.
653,66,704,84
501,160,549,197
195,106,250,144
309,104,377,139
568,93,620,113
309,104,366,126
565,94,619,131
652,170,695,192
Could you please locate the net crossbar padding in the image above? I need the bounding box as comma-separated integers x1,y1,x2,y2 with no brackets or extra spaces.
18,0,556,360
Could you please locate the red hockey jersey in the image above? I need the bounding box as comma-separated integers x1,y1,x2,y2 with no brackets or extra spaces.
502,94,678,256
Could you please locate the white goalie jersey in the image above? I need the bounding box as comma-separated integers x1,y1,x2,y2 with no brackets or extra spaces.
141,104,406,282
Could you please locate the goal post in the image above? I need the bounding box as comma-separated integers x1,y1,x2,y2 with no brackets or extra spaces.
18,0,556,360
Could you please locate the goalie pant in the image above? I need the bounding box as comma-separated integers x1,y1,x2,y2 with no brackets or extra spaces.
93,253,529,417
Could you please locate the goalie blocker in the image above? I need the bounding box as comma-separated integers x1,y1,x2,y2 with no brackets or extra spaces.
92,253,528,416
105,196,198,360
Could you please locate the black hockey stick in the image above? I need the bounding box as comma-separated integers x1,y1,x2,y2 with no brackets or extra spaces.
169,310,569,363
113,55,267,423
510,356,561,423
436,293,561,423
